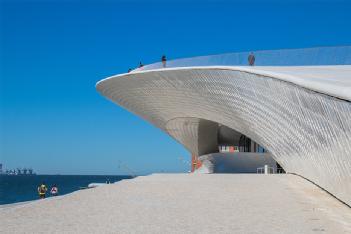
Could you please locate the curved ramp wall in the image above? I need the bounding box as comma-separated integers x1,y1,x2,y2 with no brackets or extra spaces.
165,117,218,156
97,67,351,206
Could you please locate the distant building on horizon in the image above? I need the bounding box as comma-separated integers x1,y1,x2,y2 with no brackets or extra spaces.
0,164,36,176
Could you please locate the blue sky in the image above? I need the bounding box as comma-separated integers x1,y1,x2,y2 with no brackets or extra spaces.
1,0,350,175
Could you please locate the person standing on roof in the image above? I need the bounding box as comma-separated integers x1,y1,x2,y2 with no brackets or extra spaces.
161,55,167,68
248,52,255,66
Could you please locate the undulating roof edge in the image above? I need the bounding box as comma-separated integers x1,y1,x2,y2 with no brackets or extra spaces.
96,65,351,102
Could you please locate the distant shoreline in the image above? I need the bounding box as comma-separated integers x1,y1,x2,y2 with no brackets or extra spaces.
0,174,133,176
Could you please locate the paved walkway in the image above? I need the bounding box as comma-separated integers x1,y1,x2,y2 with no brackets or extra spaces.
1,174,351,234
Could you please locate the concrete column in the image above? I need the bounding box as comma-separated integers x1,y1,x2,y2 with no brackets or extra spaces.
264,165,269,174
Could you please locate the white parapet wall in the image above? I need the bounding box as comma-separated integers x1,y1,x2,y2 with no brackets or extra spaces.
97,49,351,206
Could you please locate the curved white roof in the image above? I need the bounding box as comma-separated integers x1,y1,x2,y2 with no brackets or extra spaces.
96,66,351,205
99,65,351,101
96,47,351,205
233,65,351,101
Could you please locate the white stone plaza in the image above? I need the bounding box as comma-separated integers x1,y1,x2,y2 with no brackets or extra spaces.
1,174,351,234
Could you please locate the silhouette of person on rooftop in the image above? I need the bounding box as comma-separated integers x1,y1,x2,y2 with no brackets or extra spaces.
248,52,255,66
161,55,167,68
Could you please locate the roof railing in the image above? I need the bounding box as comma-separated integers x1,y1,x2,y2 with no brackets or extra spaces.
135,46,351,72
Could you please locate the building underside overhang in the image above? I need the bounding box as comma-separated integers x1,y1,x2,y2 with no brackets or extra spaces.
97,52,351,206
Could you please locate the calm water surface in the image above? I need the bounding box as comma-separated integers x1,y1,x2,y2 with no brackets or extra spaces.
0,175,132,205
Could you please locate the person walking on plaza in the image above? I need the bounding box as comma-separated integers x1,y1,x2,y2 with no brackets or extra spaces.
161,55,167,68
248,52,255,66
50,184,59,196
37,182,48,199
